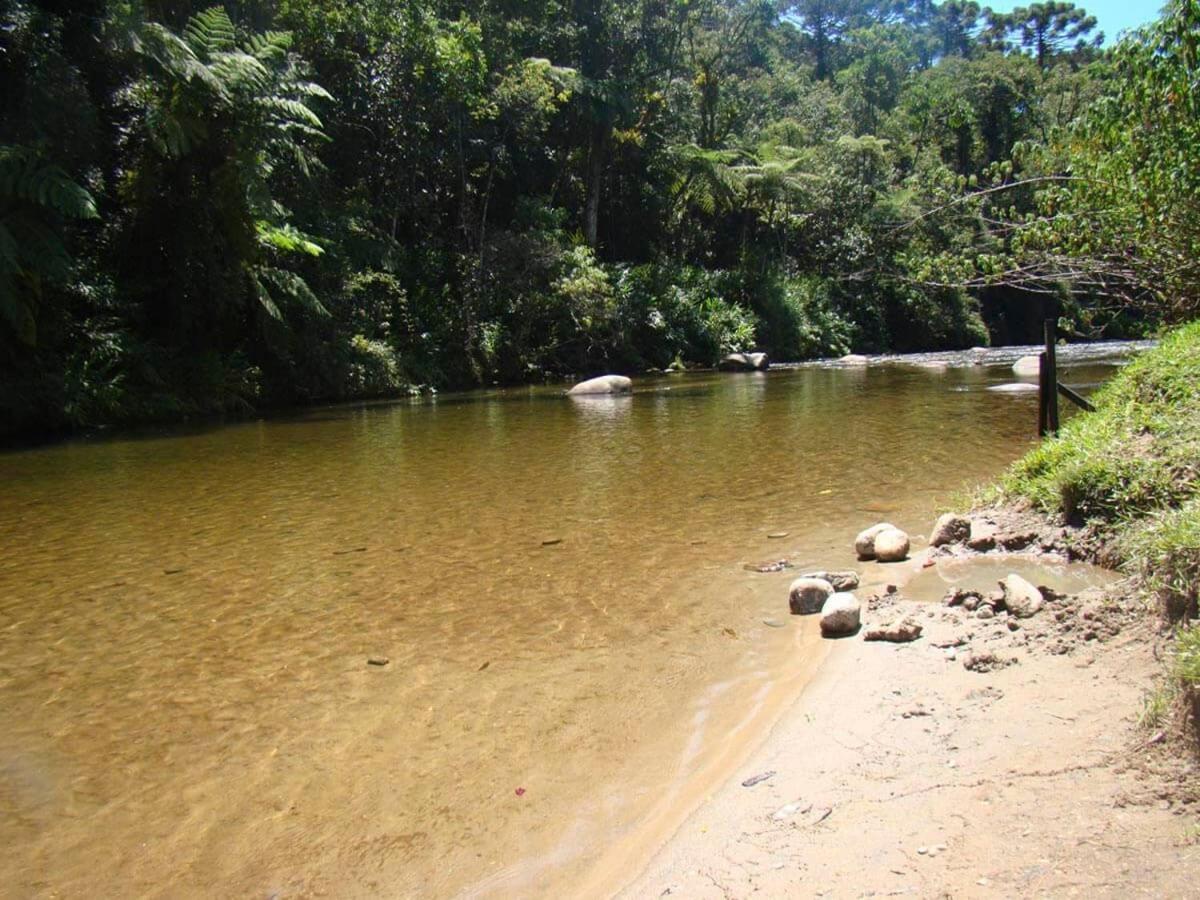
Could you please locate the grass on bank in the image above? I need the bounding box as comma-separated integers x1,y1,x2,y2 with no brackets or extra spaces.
992,320,1200,734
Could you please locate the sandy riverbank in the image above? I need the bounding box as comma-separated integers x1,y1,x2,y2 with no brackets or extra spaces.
603,553,1199,897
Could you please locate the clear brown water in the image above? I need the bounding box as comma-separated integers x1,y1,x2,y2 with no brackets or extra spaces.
0,349,1134,898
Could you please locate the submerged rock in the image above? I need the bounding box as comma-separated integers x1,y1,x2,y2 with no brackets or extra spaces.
1001,573,1045,618
567,374,633,396
930,513,971,547
820,592,862,636
718,352,769,371
855,522,897,559
987,383,1039,393
874,528,911,562
789,577,835,615
799,570,860,592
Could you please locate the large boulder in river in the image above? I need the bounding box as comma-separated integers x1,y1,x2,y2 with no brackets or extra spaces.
839,354,869,365
820,593,862,636
930,513,971,547
1000,573,1044,618
718,352,769,371
873,528,911,562
789,577,835,615
854,522,897,559
567,374,633,396
1012,355,1041,377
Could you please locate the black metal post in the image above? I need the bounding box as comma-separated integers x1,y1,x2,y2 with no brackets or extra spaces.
1044,318,1060,434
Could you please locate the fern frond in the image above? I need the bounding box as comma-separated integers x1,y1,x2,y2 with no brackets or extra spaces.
256,265,328,317
210,51,272,92
184,6,237,59
256,222,324,257
256,96,325,130
0,146,99,219
244,31,293,62
136,22,230,101
250,271,283,321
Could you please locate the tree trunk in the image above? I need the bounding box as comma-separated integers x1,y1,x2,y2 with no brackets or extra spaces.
584,120,608,248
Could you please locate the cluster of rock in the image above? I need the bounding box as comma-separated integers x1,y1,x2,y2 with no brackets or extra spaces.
787,573,862,637
854,522,910,562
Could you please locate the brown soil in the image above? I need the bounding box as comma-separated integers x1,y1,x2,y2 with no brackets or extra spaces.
611,511,1200,899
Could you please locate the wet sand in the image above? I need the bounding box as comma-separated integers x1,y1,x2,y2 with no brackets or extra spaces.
612,565,1198,899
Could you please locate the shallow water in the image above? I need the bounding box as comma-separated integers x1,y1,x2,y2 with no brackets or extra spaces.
0,346,1135,897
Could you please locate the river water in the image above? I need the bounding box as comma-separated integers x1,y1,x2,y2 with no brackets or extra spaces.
0,344,1142,898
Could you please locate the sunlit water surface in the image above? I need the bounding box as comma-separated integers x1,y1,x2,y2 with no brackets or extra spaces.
0,345,1140,897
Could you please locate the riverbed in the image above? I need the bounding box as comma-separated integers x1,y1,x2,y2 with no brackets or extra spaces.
0,344,1142,897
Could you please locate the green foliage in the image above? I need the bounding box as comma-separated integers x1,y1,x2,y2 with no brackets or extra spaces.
1002,320,1200,549
1,0,1188,433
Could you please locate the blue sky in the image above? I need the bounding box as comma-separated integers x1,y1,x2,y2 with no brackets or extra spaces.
984,1,1166,44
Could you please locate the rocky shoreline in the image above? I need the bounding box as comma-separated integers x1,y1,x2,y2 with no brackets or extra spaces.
614,504,1200,899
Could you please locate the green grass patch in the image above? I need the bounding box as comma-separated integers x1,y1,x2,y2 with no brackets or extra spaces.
995,320,1200,738
1001,320,1200,529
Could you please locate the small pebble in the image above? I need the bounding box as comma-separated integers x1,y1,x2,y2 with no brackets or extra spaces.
917,846,928,855
762,618,786,628
767,531,790,539
367,657,390,666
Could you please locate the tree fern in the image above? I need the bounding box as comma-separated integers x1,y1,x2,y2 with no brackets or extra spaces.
0,146,98,344
183,6,237,59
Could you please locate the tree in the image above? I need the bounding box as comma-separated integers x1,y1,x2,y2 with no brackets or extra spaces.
986,2,1101,70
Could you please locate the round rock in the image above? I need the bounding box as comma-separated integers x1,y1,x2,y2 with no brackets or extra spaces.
854,522,897,559
788,577,835,615
1001,573,1045,618
874,528,910,562
567,374,633,396
929,513,971,547
820,593,862,637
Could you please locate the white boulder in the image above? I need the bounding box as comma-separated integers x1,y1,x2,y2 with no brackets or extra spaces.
1012,355,1041,377
820,593,862,636
854,522,897,559
567,375,633,396
873,528,911,562
1001,573,1044,618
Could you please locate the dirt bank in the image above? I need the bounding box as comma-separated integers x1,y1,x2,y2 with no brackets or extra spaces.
612,529,1200,898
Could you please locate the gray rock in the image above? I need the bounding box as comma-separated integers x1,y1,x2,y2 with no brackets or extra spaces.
718,352,769,371
1012,355,1041,377
820,592,862,636
799,570,860,592
864,617,923,642
1001,573,1044,618
839,354,869,365
567,374,633,396
873,528,910,562
930,513,971,547
854,522,897,559
789,577,836,615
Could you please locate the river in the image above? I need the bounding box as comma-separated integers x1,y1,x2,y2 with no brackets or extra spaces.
0,344,1143,898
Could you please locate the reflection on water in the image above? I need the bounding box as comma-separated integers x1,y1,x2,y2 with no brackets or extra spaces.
0,346,1133,897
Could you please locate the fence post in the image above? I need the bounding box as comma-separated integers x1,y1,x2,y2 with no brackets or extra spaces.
1044,318,1060,434
1038,351,1049,436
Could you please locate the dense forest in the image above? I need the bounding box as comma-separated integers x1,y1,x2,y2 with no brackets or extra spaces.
2,0,1197,433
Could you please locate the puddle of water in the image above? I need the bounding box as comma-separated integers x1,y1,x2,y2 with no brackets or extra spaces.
905,555,1120,604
